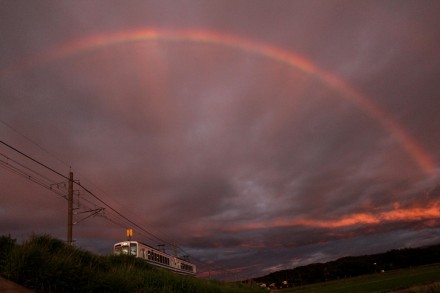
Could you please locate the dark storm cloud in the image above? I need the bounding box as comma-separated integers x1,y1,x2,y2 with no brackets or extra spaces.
1,0,440,279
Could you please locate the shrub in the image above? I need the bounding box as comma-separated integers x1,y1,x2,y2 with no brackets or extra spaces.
0,235,16,272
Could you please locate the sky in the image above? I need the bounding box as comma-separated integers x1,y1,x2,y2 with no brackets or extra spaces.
1,0,440,280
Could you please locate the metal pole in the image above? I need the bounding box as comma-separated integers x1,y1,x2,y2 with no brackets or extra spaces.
67,171,73,246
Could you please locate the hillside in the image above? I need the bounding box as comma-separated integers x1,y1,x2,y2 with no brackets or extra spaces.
0,234,259,293
253,243,440,288
0,276,35,292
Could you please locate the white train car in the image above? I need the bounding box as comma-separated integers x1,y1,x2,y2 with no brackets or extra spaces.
114,241,196,276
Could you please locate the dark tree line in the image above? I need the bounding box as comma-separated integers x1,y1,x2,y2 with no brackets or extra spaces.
253,243,440,287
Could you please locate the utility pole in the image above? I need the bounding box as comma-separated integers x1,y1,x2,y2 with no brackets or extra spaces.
67,170,73,246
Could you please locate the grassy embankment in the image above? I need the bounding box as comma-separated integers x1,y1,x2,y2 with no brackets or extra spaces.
0,234,260,293
280,263,440,293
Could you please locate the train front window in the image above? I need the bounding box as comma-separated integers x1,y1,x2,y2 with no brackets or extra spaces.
120,245,129,254
130,242,137,256
115,243,131,255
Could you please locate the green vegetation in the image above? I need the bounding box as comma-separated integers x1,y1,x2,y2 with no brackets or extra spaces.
280,264,440,293
0,234,260,293
406,282,440,293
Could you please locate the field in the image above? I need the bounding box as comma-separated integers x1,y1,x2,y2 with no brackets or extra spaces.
281,264,440,293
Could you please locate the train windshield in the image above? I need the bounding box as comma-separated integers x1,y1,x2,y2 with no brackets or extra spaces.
114,242,137,256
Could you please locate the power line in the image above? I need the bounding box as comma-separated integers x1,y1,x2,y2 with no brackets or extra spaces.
0,119,70,168
0,118,142,224
0,154,67,199
0,139,158,244
0,139,234,278
0,140,192,257
0,151,58,184
0,137,181,249
76,181,175,245
0,140,67,179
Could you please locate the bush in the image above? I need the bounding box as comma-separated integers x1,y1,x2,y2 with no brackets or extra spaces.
0,235,16,272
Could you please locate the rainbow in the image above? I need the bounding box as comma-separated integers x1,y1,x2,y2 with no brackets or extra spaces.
2,28,436,175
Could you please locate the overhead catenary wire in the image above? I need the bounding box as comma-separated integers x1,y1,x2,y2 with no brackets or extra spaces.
0,119,71,169
0,118,144,223
0,154,67,199
1,108,249,279
2,139,159,241
0,151,59,185
0,154,243,280
1,139,236,279
0,137,183,249
0,140,194,257
0,140,67,179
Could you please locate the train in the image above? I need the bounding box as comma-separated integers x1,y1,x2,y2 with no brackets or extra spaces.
113,240,196,276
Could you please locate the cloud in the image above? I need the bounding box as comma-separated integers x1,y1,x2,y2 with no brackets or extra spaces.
1,0,440,280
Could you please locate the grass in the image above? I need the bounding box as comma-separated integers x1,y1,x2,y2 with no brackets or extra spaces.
0,234,261,293
405,283,440,293
280,264,440,293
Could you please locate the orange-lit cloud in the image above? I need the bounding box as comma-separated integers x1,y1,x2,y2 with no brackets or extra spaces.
224,201,440,232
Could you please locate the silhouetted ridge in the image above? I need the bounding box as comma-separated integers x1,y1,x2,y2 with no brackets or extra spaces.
253,243,440,287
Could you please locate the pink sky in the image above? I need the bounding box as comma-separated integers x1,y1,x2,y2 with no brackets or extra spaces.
1,0,440,280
